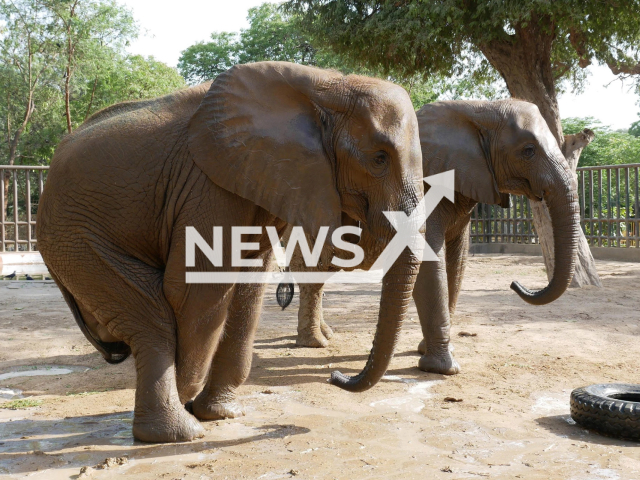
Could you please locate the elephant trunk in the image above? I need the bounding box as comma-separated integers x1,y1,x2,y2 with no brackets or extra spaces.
510,161,580,305
329,247,420,392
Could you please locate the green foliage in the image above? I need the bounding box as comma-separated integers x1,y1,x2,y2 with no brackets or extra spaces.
284,0,640,91
562,117,640,167
239,3,318,64
178,32,240,84
630,114,640,137
80,55,186,115
178,3,340,84
0,0,186,165
0,398,42,409
177,2,503,111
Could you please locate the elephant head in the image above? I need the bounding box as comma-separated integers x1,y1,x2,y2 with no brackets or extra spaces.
418,99,580,305
188,62,424,392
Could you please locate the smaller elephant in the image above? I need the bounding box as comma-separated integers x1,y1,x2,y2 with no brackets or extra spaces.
286,99,581,375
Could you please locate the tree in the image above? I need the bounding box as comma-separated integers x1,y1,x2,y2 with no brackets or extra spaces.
238,2,319,65
177,32,239,84
74,54,185,121
564,117,640,167
177,3,504,109
0,0,61,216
630,114,640,138
1,1,186,168
178,4,333,84
286,0,640,287
0,0,60,168
47,0,137,133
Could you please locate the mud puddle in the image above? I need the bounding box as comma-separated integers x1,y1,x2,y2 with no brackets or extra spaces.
0,365,89,382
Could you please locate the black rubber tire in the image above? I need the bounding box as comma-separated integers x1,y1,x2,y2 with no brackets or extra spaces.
570,384,640,441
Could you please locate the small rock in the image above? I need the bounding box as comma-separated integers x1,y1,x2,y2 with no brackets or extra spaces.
95,456,128,469
441,466,453,473
262,389,275,394
289,469,299,476
443,397,463,403
78,466,95,478
458,331,477,337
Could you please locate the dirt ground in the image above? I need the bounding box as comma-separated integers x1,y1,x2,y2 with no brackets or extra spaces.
0,254,639,479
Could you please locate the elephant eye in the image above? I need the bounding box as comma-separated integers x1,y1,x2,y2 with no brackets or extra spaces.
372,151,389,167
523,144,536,158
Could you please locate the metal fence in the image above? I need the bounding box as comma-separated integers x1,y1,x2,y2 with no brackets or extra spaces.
0,166,49,252
3,163,640,252
471,163,640,248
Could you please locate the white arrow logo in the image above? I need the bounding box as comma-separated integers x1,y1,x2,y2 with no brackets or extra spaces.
369,170,455,274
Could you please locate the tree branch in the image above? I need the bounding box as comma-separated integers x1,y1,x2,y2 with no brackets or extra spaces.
563,128,595,172
607,60,640,75
569,28,591,68
552,61,571,80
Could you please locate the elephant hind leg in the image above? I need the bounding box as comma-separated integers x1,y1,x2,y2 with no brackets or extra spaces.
52,272,131,364
296,283,331,347
51,240,203,442
445,219,470,315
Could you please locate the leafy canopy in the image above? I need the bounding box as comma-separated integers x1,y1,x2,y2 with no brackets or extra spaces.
285,0,640,92
177,2,505,109
0,0,185,164
630,115,640,138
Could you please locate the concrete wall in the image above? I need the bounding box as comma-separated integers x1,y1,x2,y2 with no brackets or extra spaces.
469,243,640,262
2,244,639,276
0,252,48,276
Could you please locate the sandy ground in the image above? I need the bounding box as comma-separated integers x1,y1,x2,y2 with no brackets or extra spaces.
0,254,639,479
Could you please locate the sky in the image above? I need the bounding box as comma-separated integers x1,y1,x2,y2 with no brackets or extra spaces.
120,0,639,130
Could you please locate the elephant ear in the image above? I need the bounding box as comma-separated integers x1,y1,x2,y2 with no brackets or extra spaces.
187,61,342,238
417,101,502,205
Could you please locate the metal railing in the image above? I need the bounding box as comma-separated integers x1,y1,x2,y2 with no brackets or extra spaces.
0,165,49,252
470,163,640,248
3,163,640,252
471,195,538,245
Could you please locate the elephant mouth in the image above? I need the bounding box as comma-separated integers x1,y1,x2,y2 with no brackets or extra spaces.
506,178,543,202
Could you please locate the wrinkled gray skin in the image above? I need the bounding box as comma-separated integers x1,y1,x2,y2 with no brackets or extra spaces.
37,62,424,443
290,99,581,375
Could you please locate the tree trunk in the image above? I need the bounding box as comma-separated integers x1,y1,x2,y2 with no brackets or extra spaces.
5,93,35,218
480,17,601,288
64,35,73,133
63,2,78,134
84,77,99,121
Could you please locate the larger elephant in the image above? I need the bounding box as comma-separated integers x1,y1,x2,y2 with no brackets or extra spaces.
288,99,580,375
36,62,425,443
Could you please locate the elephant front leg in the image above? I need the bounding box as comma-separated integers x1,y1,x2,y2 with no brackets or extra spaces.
296,283,333,347
192,256,273,420
414,251,460,375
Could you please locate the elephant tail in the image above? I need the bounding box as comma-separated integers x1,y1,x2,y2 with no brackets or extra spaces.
54,276,131,365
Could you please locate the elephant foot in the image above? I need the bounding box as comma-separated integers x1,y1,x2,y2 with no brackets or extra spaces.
418,338,427,355
296,327,329,348
418,346,460,375
320,321,334,339
133,403,204,443
192,395,245,421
